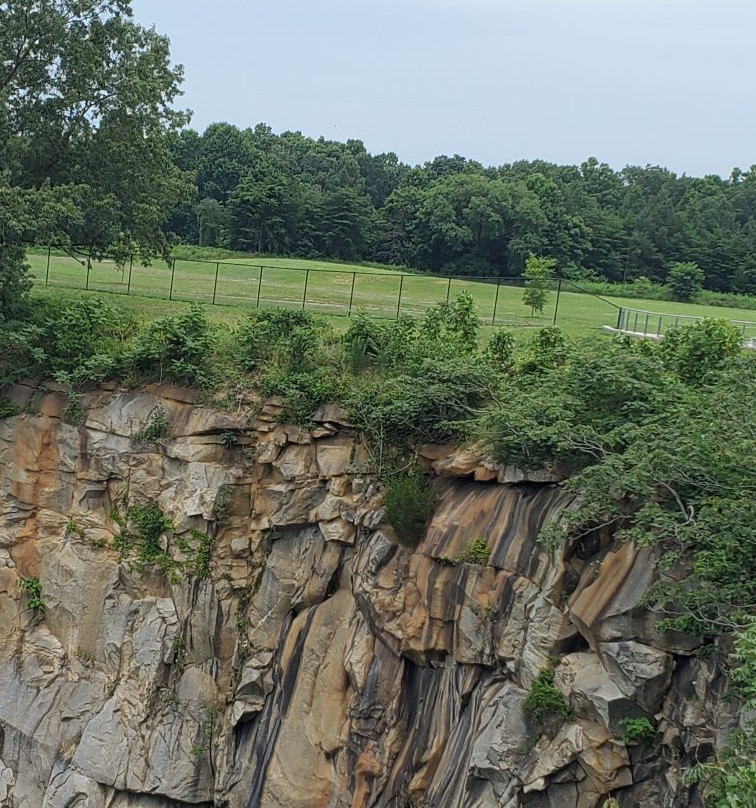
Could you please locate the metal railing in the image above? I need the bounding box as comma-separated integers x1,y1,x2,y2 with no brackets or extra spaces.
614,306,756,347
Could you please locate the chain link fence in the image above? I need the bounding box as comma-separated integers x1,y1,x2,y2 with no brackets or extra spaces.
29,247,611,326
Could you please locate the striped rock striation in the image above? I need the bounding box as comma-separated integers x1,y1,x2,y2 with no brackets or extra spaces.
0,384,738,807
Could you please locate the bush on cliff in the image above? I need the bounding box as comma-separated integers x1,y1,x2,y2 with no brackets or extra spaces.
122,305,217,387
0,296,135,385
383,472,437,548
524,669,573,723
236,309,324,372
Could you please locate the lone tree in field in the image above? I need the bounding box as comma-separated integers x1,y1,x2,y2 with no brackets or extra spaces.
522,256,556,316
0,0,192,321
667,261,704,302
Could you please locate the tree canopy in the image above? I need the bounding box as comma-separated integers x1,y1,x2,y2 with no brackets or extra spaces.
0,0,192,319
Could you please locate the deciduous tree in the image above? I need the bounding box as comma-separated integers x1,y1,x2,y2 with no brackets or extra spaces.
0,0,192,319
522,255,556,315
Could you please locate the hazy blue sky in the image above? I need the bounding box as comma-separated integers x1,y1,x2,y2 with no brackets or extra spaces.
131,0,755,177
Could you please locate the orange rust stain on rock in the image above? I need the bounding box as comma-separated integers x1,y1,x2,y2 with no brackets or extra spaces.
11,542,41,579
352,743,382,808
11,419,63,542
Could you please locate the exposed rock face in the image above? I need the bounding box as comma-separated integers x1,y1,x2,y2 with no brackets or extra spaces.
0,384,738,807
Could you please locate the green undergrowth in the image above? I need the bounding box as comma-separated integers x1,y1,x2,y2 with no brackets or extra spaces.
0,395,20,418
2,293,753,641
619,717,656,746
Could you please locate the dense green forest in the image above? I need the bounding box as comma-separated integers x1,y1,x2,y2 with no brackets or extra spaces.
166,123,756,293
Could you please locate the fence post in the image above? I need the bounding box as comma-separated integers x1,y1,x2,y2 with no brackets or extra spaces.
552,278,562,326
643,313,649,335
446,275,452,302
302,269,310,310
126,254,133,295
616,307,624,330
212,262,220,305
396,274,405,319
256,266,264,308
45,246,51,286
85,253,91,291
348,271,356,316
169,259,176,300
492,278,501,325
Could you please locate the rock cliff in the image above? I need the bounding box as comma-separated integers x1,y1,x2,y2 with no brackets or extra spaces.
0,385,738,807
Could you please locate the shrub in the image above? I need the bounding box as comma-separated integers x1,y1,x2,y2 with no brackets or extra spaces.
236,308,322,373
124,304,216,387
662,318,743,382
0,322,45,384
0,297,134,385
419,292,481,351
347,354,493,448
344,313,416,372
0,243,32,322
457,538,491,564
61,395,86,426
260,367,345,426
619,716,656,745
522,256,556,316
383,473,437,548
731,617,756,708
684,726,756,808
175,528,214,579
524,668,573,723
112,502,174,571
125,504,174,563
485,329,515,372
39,297,135,376
191,530,214,579
133,405,170,442
516,326,571,374
632,275,655,298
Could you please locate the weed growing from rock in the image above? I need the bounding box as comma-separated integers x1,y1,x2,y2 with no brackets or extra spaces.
457,538,491,565
524,668,573,723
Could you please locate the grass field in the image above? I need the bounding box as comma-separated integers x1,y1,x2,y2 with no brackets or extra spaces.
26,249,756,337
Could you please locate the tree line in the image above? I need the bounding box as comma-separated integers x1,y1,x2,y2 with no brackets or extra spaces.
166,123,756,293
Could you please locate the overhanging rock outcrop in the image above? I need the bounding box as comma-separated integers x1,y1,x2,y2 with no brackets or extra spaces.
0,385,737,807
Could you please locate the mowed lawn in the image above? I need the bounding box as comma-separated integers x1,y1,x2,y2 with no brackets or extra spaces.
25,250,756,337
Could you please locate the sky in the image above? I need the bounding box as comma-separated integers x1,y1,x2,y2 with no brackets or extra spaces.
131,0,755,178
